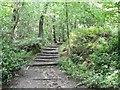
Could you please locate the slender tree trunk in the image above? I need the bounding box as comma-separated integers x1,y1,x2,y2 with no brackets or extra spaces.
66,2,69,39
58,25,61,42
62,24,65,42
74,20,77,29
12,7,19,39
38,15,44,38
12,8,19,31
52,15,57,43
12,2,24,39
66,2,70,54
38,3,48,39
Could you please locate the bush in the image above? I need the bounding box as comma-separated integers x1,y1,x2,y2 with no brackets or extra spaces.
1,39,31,84
70,26,112,61
59,26,120,88
69,54,84,64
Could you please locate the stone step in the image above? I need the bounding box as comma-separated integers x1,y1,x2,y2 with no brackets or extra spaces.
42,50,59,54
35,56,59,59
42,47,58,51
34,59,57,62
47,45,60,48
33,78,61,80
37,53,59,56
31,62,58,66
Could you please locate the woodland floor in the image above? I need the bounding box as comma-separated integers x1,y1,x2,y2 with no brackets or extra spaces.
4,45,83,88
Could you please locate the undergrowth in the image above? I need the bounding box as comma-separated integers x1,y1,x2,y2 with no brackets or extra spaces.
59,26,120,89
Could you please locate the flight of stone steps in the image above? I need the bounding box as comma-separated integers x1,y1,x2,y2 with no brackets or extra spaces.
7,44,77,88
31,45,60,66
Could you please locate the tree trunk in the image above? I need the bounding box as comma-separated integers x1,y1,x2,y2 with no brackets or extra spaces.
62,24,65,42
12,8,19,31
38,3,48,39
12,2,24,39
52,15,57,43
12,7,19,39
58,25,61,42
65,2,70,54
74,20,77,29
66,2,69,39
38,15,44,38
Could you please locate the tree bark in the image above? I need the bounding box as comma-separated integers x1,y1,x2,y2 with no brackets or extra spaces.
74,20,77,29
12,2,24,39
62,24,65,42
66,2,69,39
38,3,48,38
65,2,70,54
13,8,19,31
52,15,57,43
38,15,44,38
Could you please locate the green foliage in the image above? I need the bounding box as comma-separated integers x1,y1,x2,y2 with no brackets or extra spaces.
0,1,119,88
13,38,42,47
2,39,31,84
69,54,84,64
70,26,112,61
59,26,119,88
59,57,81,77
0,2,42,85
59,42,68,53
